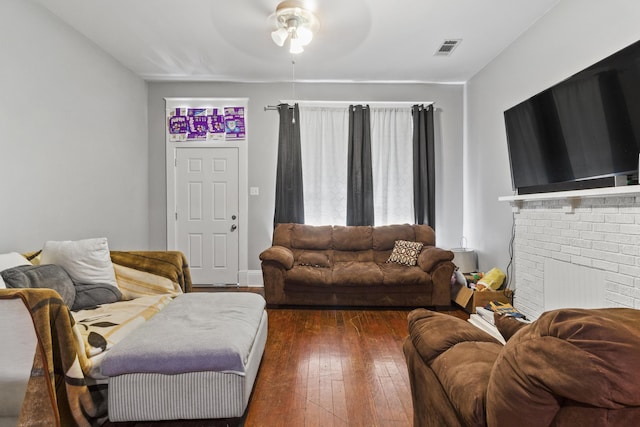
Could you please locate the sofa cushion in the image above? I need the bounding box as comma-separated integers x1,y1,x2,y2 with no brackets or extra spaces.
1,264,76,308
40,237,118,289
372,224,414,250
387,240,423,266
290,224,332,250
332,226,373,251
285,265,332,287
407,309,500,364
297,252,331,268
379,263,432,286
332,261,383,286
431,341,502,426
333,249,374,263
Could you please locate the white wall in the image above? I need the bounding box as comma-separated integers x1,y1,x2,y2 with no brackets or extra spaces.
465,0,640,288
148,82,464,270
0,0,148,252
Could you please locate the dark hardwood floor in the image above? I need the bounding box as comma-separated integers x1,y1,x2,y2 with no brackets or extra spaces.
104,287,467,427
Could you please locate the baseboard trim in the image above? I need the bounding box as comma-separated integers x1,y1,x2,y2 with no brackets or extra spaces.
239,270,264,287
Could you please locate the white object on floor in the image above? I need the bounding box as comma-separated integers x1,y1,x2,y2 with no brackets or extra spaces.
468,314,506,345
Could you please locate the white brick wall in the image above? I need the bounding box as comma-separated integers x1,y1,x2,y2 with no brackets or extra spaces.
513,196,640,319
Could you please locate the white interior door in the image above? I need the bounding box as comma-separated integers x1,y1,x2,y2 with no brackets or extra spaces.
176,147,239,285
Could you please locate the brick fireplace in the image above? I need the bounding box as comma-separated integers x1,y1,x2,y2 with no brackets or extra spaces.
503,190,640,320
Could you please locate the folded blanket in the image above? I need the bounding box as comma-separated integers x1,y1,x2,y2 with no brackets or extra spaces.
110,251,192,293
72,294,173,376
0,288,102,427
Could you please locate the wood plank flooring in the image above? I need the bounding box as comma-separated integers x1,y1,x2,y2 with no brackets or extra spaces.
105,288,467,427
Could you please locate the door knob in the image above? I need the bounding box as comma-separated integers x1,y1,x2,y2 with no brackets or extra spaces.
232,215,237,220
231,224,237,231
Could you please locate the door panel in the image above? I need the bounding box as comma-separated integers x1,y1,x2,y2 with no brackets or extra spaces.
176,147,239,285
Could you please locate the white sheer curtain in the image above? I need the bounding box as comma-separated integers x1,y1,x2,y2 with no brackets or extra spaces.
299,105,349,225
370,106,414,225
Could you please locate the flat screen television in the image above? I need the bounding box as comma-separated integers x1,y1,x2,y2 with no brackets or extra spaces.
504,39,640,194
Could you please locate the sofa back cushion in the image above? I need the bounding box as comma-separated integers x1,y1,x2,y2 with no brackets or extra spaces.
372,224,414,250
273,223,436,252
332,226,372,251
273,224,333,250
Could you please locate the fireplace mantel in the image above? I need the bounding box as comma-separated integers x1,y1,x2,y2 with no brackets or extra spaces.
499,185,640,213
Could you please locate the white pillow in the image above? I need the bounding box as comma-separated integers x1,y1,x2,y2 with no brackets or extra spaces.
0,252,31,289
40,238,118,288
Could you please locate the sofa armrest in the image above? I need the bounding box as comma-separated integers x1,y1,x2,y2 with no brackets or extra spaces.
408,308,501,364
417,247,454,273
259,246,295,270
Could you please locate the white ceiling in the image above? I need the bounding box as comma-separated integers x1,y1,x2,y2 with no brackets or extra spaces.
33,0,560,83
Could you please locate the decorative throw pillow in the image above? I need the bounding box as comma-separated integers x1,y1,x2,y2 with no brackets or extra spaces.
72,283,122,311
387,240,424,266
40,237,118,288
1,264,76,308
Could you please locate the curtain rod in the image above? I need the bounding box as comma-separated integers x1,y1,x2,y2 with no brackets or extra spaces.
264,101,434,111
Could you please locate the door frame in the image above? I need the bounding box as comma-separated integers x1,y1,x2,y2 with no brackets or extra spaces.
165,97,249,285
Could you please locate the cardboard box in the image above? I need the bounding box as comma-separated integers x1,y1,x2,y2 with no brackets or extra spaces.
451,282,513,314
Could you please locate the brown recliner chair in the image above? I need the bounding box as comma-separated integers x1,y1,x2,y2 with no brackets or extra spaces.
403,307,640,426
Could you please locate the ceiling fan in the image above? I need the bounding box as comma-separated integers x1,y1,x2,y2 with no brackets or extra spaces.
269,1,320,54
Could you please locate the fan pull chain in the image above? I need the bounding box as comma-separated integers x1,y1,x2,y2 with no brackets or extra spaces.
291,58,296,124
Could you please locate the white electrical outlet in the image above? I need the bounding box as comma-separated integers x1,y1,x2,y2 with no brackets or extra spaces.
250,187,259,196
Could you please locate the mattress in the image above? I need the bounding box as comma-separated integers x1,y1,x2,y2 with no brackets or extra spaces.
107,300,268,421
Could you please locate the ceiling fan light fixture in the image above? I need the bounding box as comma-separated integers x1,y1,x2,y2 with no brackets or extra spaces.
271,1,318,54
289,34,304,54
271,27,289,47
296,26,313,46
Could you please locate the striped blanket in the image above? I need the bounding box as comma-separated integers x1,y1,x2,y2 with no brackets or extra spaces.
0,250,191,427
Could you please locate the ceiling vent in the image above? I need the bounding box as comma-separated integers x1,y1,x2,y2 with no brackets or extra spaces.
435,39,462,56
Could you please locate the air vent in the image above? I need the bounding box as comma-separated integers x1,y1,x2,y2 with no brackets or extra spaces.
435,39,462,56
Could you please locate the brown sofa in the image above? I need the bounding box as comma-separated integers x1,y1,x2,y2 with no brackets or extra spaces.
403,307,640,427
259,223,455,307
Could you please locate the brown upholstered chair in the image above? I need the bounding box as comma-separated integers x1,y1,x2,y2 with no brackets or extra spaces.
403,307,640,426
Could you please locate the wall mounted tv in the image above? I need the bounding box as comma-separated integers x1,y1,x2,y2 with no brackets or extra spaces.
504,39,640,194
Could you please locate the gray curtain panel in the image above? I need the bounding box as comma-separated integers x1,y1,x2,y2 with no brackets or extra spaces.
413,104,435,227
274,103,305,227
347,105,374,226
